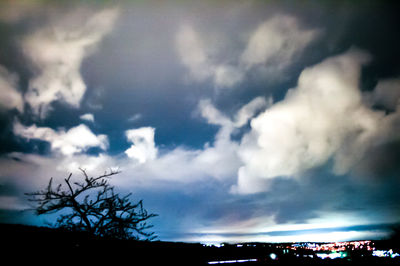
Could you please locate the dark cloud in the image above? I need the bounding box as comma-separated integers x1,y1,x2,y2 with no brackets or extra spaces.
354,140,400,180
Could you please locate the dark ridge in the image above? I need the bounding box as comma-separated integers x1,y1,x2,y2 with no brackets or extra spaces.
2,223,399,265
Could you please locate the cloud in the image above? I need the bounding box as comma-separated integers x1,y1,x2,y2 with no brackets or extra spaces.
195,97,270,180
1,1,399,243
175,24,244,88
118,97,269,186
127,113,143,123
120,138,237,187
176,15,319,88
0,65,23,112
57,153,116,174
0,196,28,210
240,15,319,70
125,127,158,164
176,25,214,83
13,121,108,156
3,89,398,240
366,78,400,111
0,1,40,23
234,97,273,128
199,97,270,128
213,65,245,88
22,7,119,118
80,113,95,123
0,151,117,194
198,99,232,127
6,96,268,194
233,49,397,194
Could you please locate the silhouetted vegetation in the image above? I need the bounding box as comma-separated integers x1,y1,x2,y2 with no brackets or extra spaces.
25,168,157,240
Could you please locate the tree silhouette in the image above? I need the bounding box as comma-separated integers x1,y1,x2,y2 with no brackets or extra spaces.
26,168,157,240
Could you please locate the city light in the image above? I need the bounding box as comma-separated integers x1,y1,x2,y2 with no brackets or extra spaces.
315,252,347,260
208,259,257,264
290,240,374,252
373,249,400,258
204,239,399,264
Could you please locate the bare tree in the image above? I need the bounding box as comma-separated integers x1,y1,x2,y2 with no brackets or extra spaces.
26,168,157,240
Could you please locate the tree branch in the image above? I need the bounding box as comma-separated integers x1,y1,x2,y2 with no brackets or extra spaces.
25,169,156,240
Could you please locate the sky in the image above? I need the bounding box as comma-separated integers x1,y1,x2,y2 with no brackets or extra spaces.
0,0,400,243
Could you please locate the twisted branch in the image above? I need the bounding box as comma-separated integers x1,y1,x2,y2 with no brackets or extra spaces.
25,169,157,240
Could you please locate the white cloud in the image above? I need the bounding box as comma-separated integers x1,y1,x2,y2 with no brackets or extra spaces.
199,96,269,128
127,113,143,123
119,97,269,186
0,151,117,192
7,97,268,191
124,148,205,184
0,65,23,112
240,15,318,70
121,134,237,186
176,24,214,83
22,7,119,118
13,122,108,156
57,153,115,174
213,65,244,88
175,24,244,88
116,49,399,195
125,127,158,164
196,97,270,181
176,15,319,89
233,49,387,194
198,99,232,127
80,113,95,123
234,97,273,128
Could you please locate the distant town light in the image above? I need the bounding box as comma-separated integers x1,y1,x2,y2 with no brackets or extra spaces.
316,252,347,259
208,259,257,264
373,249,400,258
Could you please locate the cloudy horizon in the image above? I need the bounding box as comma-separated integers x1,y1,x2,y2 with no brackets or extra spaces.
0,0,400,243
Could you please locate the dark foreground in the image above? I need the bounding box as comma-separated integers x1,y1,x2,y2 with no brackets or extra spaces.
1,224,399,265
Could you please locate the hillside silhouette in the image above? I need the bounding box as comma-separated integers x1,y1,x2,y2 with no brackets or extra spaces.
2,223,400,265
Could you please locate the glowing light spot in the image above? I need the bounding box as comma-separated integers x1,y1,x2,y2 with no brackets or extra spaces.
208,259,257,264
